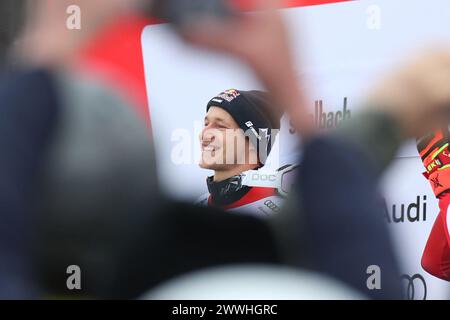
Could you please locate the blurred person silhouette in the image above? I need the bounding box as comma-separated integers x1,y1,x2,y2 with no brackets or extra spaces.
0,0,156,299
4,0,450,300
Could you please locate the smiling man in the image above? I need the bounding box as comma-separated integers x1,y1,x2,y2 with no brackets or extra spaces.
196,89,285,217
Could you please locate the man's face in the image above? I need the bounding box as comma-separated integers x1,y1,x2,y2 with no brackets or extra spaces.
199,106,256,170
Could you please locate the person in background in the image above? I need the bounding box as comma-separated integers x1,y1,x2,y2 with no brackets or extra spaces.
197,89,284,217
0,0,153,298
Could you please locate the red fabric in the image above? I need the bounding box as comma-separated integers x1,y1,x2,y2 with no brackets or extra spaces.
222,187,277,209
76,15,153,127
232,0,352,10
422,193,450,281
419,131,444,158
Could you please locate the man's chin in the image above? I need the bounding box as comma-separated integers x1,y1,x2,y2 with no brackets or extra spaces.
199,160,231,171
200,153,219,169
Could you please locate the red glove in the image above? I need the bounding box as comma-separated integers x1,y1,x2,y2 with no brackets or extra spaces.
417,129,450,198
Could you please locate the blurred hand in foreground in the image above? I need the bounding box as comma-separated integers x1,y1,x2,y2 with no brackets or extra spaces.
17,0,143,67
367,49,450,138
